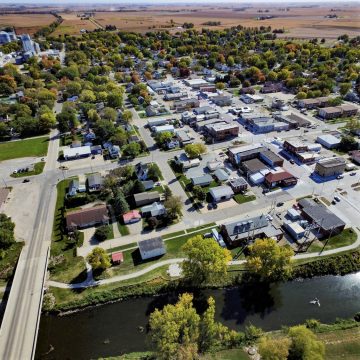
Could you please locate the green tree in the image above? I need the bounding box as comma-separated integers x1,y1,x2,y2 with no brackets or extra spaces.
149,293,200,360
184,143,207,159
164,195,183,220
122,109,132,123
164,185,172,200
155,131,173,148
102,107,118,122
94,225,111,242
147,164,162,181
122,142,141,158
215,82,225,90
288,325,325,360
113,191,129,215
193,185,206,202
182,235,231,284
0,214,15,249
339,135,358,152
86,247,111,271
258,336,291,360
246,238,294,281
132,179,145,194
80,89,96,103
339,82,352,96
93,119,116,142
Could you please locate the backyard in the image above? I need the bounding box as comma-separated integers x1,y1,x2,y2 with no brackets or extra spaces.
0,137,49,161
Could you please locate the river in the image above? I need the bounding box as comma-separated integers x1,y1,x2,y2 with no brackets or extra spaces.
35,272,360,360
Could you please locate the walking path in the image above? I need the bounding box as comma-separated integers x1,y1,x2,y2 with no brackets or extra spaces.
49,228,360,289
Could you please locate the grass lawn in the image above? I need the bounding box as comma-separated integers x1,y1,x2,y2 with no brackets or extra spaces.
319,327,360,360
96,226,217,280
306,228,357,253
234,193,256,204
0,136,49,161
10,161,45,178
50,178,87,284
0,242,24,282
117,222,130,236
106,242,137,254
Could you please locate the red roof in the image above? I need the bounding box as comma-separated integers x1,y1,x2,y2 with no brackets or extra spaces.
265,171,295,183
111,252,124,262
123,210,141,222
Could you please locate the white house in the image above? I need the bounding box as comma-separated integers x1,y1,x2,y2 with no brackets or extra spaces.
63,146,91,160
209,185,234,203
138,237,166,260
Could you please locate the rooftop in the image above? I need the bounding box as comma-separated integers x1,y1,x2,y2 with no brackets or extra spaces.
138,237,165,252
317,157,346,168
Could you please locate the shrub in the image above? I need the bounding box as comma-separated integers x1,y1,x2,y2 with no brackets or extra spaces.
94,225,110,242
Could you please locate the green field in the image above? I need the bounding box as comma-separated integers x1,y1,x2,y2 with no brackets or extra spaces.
10,161,45,178
234,193,256,204
0,137,49,161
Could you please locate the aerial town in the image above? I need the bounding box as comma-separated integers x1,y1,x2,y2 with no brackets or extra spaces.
0,1,359,360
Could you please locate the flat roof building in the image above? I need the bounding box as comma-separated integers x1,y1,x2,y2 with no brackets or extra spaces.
315,157,346,177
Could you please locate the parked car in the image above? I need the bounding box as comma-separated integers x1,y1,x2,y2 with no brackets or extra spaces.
23,179,30,183
332,200,337,205
277,202,284,207
290,159,295,164
334,196,341,202
350,172,356,176
337,175,344,179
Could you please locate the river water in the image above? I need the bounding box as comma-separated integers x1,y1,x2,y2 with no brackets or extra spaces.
35,273,360,360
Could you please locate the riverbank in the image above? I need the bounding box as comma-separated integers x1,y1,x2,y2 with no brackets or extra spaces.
43,248,360,313
102,319,360,360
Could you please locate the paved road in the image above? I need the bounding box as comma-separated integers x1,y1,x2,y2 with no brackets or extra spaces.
0,129,59,359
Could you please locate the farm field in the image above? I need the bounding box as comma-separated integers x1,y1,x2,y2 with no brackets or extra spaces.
52,13,99,36
0,136,49,162
0,14,54,35
91,5,360,39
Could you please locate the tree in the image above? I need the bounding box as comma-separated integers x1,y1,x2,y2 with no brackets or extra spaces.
339,135,358,152
122,109,132,123
86,247,111,271
155,131,173,148
246,238,294,281
132,179,145,194
147,164,162,181
339,82,352,96
102,107,118,122
113,191,129,215
94,225,110,242
147,216,159,229
184,143,207,159
258,336,291,360
193,185,206,202
215,82,225,90
0,214,15,249
93,119,116,142
164,186,172,200
122,142,141,158
288,325,325,360
148,293,200,360
80,89,96,103
182,235,231,284
164,195,183,220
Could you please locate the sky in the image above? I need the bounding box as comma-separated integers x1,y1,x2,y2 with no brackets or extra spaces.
0,0,357,4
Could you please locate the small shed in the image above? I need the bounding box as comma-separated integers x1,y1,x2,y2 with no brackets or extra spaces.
111,252,124,265
138,237,166,260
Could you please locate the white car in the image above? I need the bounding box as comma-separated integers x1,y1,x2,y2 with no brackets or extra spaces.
239,106,253,113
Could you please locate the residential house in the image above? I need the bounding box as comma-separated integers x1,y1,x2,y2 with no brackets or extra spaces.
141,180,155,190
109,145,120,158
228,177,248,193
318,106,343,120
123,210,141,224
214,168,230,182
220,214,283,246
209,185,234,203
314,157,346,177
141,202,166,217
190,174,213,187
68,179,79,197
87,173,103,192
138,237,166,260
66,205,109,231
264,171,297,188
166,138,180,149
349,150,360,165
135,162,149,181
134,191,160,207
176,130,192,146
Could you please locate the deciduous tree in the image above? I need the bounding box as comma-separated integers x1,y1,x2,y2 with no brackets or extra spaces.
86,247,111,271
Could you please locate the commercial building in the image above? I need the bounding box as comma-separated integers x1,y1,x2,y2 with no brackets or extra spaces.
209,185,234,203
264,171,297,188
211,95,232,106
298,97,330,109
259,150,284,167
138,237,166,260
205,122,239,140
319,104,358,119
184,78,209,89
66,205,109,231
154,124,175,134
349,150,360,165
220,214,283,246
171,98,200,112
242,158,268,175
228,144,264,165
63,145,91,160
228,177,248,193
316,134,341,149
314,157,346,177
300,201,346,237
